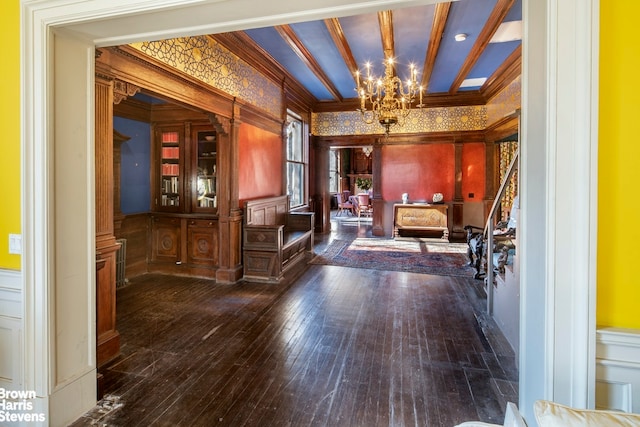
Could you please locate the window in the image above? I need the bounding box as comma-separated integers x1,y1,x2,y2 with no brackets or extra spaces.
286,113,307,208
329,149,340,193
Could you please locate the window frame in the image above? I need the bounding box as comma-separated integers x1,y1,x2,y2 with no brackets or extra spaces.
285,111,308,209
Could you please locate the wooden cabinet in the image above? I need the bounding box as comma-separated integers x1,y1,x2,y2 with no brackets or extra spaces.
393,203,449,240
150,215,181,263
187,218,219,266
191,126,218,213
154,122,218,214
151,121,220,278
150,214,219,277
156,124,185,211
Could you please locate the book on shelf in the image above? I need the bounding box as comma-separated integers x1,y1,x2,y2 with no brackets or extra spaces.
162,176,179,194
161,132,179,143
161,163,179,176
162,146,179,159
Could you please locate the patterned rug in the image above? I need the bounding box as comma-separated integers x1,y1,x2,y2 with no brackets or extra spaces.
311,238,474,277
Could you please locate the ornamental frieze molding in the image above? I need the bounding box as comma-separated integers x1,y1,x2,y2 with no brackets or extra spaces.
113,79,140,104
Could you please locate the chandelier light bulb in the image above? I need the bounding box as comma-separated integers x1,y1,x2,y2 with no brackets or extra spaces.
355,56,425,136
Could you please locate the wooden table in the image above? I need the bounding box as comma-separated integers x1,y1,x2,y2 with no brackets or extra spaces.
393,203,449,240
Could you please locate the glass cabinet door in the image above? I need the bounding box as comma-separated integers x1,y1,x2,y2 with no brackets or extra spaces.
158,127,183,210
194,129,217,212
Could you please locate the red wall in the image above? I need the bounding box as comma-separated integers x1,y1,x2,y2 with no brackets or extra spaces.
381,144,455,203
380,142,484,204
238,124,282,205
461,143,485,202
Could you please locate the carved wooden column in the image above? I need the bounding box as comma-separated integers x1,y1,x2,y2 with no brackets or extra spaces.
113,129,130,235
452,141,464,239
95,75,121,366
213,109,243,283
372,140,385,236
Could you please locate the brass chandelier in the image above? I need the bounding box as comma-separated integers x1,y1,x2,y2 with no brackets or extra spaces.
356,57,424,135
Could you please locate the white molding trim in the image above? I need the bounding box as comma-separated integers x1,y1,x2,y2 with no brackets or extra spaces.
596,328,640,412
518,0,598,420
20,0,599,425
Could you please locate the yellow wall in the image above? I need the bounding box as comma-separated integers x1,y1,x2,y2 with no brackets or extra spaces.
598,1,640,329
0,1,21,270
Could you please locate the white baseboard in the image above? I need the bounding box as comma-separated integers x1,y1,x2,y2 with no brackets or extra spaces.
596,327,640,413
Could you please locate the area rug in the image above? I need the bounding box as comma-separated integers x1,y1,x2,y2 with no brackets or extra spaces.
311,238,474,277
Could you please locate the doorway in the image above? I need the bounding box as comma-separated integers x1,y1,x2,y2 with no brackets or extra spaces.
22,0,598,424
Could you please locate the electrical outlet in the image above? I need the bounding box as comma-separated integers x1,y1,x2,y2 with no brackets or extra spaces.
9,234,22,255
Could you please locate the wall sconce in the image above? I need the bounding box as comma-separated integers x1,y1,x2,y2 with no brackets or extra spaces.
362,146,373,157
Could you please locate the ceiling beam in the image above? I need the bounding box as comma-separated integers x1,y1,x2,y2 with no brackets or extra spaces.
275,24,343,101
377,10,395,60
422,2,451,90
324,17,359,88
481,44,521,101
448,0,515,94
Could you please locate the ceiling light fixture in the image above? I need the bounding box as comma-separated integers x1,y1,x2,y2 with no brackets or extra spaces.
454,33,467,42
355,57,424,136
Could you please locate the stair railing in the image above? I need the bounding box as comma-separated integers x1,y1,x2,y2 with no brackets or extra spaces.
484,148,519,314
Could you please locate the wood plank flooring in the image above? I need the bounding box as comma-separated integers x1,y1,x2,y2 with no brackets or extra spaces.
72,216,517,426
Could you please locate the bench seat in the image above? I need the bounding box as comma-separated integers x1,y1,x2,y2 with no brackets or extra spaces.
243,196,315,282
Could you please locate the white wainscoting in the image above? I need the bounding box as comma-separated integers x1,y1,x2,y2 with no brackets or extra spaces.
0,268,23,390
596,327,640,413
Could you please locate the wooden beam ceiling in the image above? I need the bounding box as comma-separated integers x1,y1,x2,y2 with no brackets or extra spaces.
422,2,451,90
448,0,516,94
377,10,395,61
275,24,343,101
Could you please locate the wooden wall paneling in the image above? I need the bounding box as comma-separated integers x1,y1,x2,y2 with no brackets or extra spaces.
214,109,243,283
95,76,121,366
372,140,384,236
313,142,330,233
452,142,464,238
113,129,130,234
114,214,150,278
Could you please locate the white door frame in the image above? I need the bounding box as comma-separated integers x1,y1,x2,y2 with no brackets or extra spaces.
21,0,598,424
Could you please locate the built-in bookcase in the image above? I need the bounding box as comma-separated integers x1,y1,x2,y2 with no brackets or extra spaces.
154,122,218,214
157,125,184,211
193,127,217,212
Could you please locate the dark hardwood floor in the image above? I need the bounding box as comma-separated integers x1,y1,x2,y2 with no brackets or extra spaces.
72,214,517,426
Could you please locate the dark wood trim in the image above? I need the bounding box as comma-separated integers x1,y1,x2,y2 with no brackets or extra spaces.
324,18,359,83
481,45,521,102
113,96,151,122
275,25,342,101
377,10,395,60
149,104,210,123
315,129,486,146
98,46,234,119
485,113,519,141
236,100,283,135
422,2,451,89
448,0,516,94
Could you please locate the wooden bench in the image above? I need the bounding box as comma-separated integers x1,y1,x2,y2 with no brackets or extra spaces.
243,195,315,282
